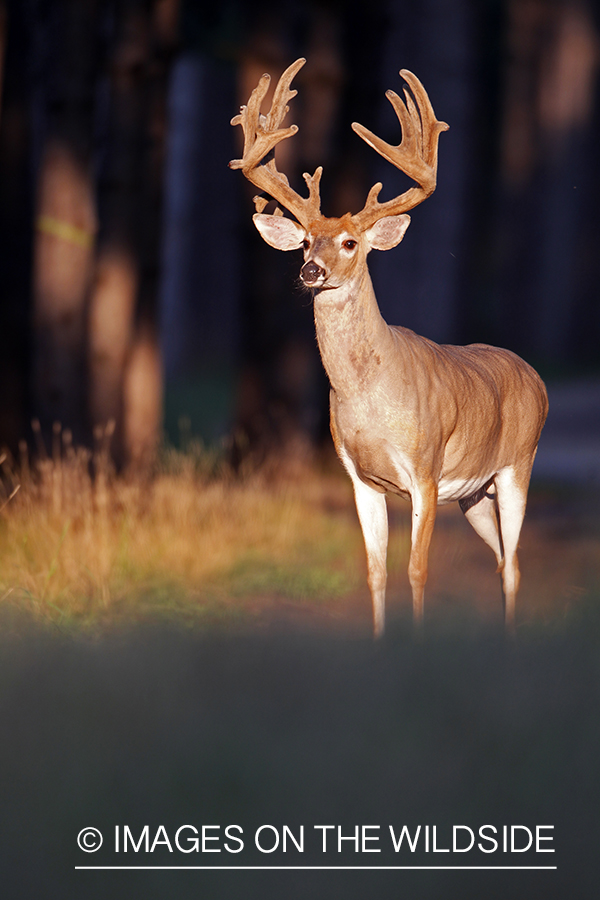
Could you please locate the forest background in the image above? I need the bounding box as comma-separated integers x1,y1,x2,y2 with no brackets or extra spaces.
1,0,599,466
1,4,600,900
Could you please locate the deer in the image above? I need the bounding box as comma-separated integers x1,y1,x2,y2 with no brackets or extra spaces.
230,58,548,637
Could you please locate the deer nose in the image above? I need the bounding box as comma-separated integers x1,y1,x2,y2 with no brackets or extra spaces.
300,261,326,285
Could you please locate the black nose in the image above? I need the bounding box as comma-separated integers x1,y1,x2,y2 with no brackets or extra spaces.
300,261,326,284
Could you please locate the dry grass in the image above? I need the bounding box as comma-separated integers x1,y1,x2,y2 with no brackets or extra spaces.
0,432,371,631
0,429,598,635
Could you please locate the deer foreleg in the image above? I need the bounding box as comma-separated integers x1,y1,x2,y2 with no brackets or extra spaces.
409,482,438,626
338,448,389,637
350,476,389,638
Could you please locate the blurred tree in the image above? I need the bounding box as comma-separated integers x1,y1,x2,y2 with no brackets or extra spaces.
159,3,242,448
89,0,180,467
30,0,101,444
0,0,32,452
0,1,6,117
25,0,179,465
491,0,600,366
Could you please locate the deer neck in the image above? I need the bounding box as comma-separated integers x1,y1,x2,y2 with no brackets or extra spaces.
313,266,392,398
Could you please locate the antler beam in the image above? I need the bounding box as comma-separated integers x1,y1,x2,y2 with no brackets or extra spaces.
351,70,449,230
229,57,322,226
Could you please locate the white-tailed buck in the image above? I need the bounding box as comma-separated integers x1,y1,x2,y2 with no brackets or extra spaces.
230,58,548,636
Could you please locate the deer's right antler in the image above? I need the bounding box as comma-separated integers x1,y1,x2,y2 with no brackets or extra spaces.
229,57,322,227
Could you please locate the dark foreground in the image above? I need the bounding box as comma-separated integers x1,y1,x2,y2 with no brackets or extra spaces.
0,609,598,900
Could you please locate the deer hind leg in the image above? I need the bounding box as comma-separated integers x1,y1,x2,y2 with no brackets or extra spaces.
494,466,530,632
459,480,503,567
348,471,389,638
409,482,438,627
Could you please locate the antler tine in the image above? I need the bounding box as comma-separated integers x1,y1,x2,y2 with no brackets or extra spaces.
400,69,448,161
265,57,303,131
230,57,323,227
232,72,271,158
351,70,449,230
302,166,323,222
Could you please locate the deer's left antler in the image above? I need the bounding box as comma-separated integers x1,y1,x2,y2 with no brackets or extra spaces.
351,70,449,230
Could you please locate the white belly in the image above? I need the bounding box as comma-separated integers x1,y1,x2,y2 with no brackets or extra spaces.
437,474,495,505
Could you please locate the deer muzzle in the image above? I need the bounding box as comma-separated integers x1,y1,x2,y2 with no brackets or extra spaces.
300,260,326,286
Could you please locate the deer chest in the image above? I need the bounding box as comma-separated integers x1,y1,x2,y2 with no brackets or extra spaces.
330,393,418,498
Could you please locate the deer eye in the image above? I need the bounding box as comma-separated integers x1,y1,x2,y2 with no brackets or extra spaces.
342,239,357,251
302,239,310,250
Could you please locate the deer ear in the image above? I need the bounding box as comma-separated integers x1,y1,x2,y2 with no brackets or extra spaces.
365,214,411,251
253,214,306,251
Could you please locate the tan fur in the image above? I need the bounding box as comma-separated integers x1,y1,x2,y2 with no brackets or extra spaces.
231,59,548,634
311,238,547,632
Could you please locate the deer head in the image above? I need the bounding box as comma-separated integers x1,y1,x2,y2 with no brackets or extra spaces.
230,58,448,291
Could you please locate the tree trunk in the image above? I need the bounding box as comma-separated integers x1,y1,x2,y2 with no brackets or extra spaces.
0,0,32,451
89,0,179,467
30,0,100,443
0,1,7,121
493,0,599,365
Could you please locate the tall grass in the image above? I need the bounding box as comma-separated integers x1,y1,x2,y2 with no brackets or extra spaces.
0,427,369,631
1,427,598,635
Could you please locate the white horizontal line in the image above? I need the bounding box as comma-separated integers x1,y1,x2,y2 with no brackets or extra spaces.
75,865,558,871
